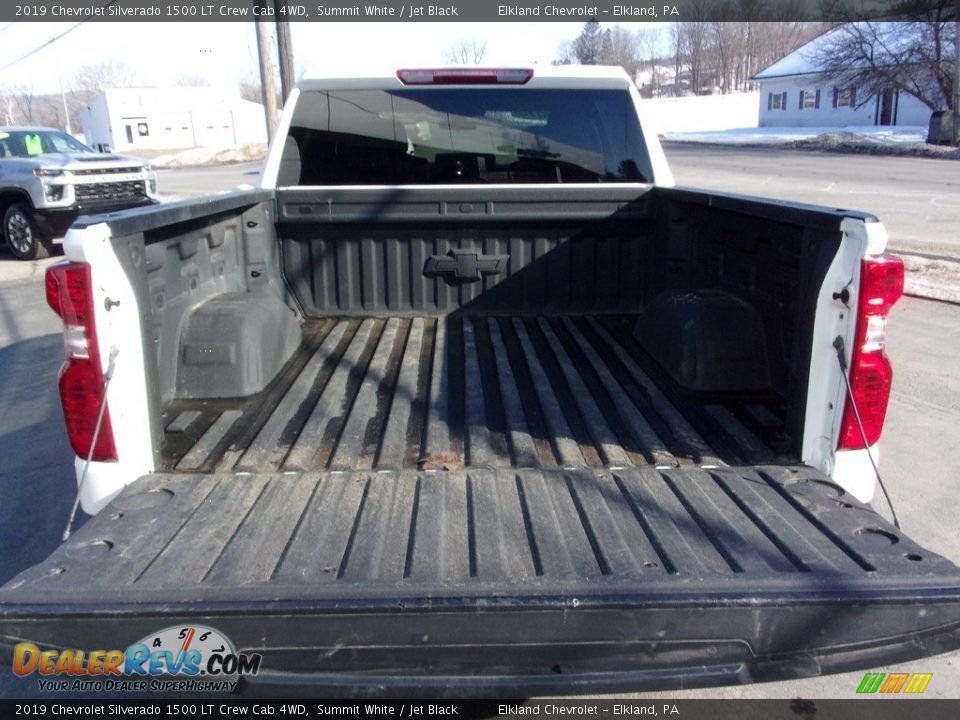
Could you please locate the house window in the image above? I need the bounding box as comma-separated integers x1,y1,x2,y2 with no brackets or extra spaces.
769,92,787,110
800,90,820,109
834,87,856,108
138,122,150,137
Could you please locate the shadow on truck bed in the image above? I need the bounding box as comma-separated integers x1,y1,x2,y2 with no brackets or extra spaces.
3,187,960,697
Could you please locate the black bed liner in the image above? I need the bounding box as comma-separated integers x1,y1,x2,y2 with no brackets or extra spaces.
13,180,955,695
5,313,960,695
4,465,956,600
159,315,792,475
3,464,960,695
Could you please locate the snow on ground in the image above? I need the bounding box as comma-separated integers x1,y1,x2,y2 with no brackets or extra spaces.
902,255,960,305
661,126,960,159
151,143,267,168
661,126,928,145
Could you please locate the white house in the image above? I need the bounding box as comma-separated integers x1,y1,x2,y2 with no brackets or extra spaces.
80,87,267,152
753,24,934,128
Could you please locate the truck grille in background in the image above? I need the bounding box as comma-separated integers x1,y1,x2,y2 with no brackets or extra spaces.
75,181,146,202
71,167,141,176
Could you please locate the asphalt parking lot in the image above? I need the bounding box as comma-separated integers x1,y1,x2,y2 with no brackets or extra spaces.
663,144,960,261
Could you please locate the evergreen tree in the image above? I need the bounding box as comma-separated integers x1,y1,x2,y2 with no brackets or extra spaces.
574,20,605,65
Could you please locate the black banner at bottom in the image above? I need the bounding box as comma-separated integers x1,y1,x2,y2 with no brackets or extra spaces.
2,700,960,720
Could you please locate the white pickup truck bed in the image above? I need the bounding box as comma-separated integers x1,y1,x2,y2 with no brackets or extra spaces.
4,69,959,696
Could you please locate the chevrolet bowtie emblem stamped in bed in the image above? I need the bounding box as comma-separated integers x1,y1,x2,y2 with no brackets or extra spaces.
423,249,509,283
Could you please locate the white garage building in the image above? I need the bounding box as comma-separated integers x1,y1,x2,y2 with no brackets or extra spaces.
80,87,267,152
753,24,935,128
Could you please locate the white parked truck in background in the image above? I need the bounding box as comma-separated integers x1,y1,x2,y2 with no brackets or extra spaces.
0,126,157,260
2,67,959,696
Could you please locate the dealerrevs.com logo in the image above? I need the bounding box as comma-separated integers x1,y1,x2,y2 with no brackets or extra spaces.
12,625,262,693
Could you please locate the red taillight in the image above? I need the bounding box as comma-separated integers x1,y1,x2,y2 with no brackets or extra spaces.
44,266,62,317
838,253,904,449
397,68,533,85
859,252,904,316
45,262,117,461
59,361,118,460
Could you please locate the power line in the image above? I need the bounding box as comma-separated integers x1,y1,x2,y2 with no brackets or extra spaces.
0,1,119,72
0,22,84,72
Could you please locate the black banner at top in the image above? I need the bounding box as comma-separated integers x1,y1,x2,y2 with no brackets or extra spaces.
0,0,937,23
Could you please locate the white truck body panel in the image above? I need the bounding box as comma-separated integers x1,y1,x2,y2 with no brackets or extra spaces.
62,223,155,513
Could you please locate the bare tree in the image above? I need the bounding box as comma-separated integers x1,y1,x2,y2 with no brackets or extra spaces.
36,95,65,131
239,78,262,103
668,24,687,95
674,22,713,93
0,85,72,129
3,82,37,124
1,91,16,124
175,72,210,87
69,61,139,99
603,25,642,81
955,11,959,144
444,37,487,65
709,21,744,93
553,39,575,66
635,27,665,96
554,22,644,80
556,14,816,97
667,12,817,96
67,60,140,123
810,6,956,115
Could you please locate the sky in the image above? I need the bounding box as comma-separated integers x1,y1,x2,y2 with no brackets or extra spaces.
0,21,669,96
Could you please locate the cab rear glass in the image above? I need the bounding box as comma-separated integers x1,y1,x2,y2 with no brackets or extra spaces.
281,88,654,185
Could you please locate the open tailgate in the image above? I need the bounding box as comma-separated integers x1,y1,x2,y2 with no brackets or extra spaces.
3,465,960,696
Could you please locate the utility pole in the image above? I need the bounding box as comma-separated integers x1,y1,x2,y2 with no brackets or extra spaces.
57,70,72,135
275,7,295,101
255,0,279,139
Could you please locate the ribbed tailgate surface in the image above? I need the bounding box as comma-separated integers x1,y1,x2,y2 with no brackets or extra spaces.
4,465,955,604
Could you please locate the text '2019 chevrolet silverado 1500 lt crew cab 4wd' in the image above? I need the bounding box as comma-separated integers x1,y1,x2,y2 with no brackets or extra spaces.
0,126,157,260
3,66,960,696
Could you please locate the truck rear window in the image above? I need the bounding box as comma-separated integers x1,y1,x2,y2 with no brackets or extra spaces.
281,88,653,185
